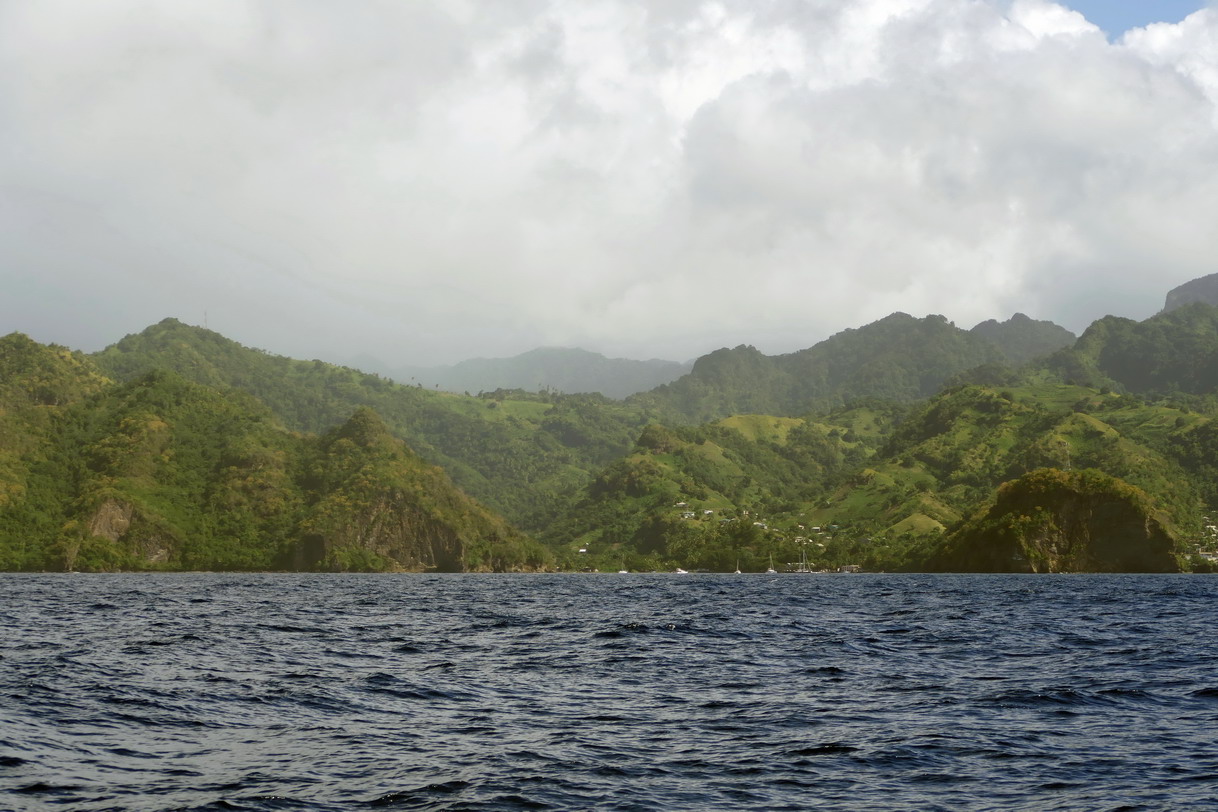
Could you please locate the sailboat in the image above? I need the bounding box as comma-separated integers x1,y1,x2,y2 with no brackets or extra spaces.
766,554,777,575
795,545,812,574
734,559,742,574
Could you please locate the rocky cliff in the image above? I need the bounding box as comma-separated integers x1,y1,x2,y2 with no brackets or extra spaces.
1163,273,1218,313
932,468,1179,573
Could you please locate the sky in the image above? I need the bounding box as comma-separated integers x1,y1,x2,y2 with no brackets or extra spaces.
1062,0,1206,37
2,1,1216,367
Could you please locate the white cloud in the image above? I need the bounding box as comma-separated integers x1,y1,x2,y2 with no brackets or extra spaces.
0,0,1215,364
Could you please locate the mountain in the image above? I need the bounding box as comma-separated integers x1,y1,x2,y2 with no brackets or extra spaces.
632,313,1006,423
0,333,113,557
815,381,1207,567
1163,273,1218,313
296,408,546,572
90,319,647,530
0,335,548,572
553,374,1213,572
1041,302,1218,396
969,313,1075,365
393,347,692,399
13,287,1218,574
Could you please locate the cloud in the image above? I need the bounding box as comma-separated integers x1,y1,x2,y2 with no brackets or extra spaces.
1,0,1215,364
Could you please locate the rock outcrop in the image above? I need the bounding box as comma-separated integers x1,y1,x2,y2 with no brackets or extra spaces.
86,499,134,542
295,408,547,572
1163,273,1218,313
932,468,1178,573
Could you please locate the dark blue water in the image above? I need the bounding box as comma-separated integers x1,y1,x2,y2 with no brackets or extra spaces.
3,573,1218,811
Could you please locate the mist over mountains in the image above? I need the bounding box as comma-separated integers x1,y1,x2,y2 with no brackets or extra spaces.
353,348,694,400
341,313,1073,402
1163,272,1218,315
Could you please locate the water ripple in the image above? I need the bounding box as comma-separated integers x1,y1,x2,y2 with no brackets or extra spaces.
3,573,1218,809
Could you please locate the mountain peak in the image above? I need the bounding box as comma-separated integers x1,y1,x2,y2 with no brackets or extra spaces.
969,313,1075,365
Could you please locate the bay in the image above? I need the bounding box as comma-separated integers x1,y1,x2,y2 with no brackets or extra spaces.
2,573,1218,810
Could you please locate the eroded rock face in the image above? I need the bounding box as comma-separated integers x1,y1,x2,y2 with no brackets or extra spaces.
1163,273,1218,313
320,496,466,572
1009,496,1176,573
87,499,133,541
132,535,172,564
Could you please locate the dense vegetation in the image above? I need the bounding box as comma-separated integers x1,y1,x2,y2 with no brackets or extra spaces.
1042,304,1218,396
542,403,906,571
92,319,649,530
5,291,1218,573
0,337,546,572
551,381,1212,573
629,312,1060,423
968,313,1076,366
930,468,1178,573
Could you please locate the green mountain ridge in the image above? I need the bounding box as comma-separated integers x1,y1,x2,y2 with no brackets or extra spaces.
630,312,1073,424
968,312,1076,366
0,339,546,572
6,292,1218,573
1042,303,1218,398
551,380,1208,573
91,318,648,531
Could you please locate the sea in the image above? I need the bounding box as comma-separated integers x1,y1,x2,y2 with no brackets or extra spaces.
3,573,1218,811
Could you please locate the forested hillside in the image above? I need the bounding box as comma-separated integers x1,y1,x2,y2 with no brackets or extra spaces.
551,380,1211,573
92,319,649,530
931,468,1178,573
1041,303,1218,398
968,313,1075,365
0,335,547,572
541,402,906,571
631,313,1008,422
7,293,1218,573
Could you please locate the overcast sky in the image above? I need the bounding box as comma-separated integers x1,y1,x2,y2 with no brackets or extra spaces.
2,1,1216,366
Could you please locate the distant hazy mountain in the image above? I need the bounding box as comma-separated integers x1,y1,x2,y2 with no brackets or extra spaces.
392,347,692,399
969,313,1076,365
1163,273,1218,314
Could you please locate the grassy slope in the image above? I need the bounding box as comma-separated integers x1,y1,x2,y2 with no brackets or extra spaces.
548,379,1215,571
806,384,1209,568
542,403,902,571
